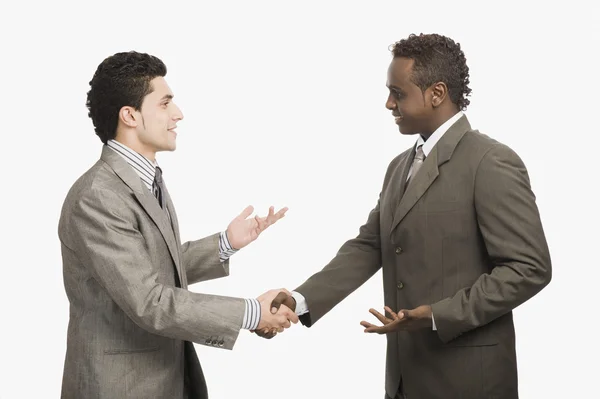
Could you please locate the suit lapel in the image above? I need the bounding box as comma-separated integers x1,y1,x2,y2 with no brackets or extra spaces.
161,181,187,288
100,146,184,285
387,150,414,221
390,115,472,233
390,149,440,233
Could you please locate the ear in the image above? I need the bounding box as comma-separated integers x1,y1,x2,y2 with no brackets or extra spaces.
430,82,448,108
119,106,139,128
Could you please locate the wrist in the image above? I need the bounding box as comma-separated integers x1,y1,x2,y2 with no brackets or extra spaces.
225,229,238,250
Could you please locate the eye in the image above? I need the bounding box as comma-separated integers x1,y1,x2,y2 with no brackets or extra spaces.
391,90,404,100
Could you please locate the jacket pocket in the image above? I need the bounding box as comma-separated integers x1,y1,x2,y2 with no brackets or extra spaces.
104,346,159,354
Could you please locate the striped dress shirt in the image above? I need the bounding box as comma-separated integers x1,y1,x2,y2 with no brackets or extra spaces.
107,139,260,330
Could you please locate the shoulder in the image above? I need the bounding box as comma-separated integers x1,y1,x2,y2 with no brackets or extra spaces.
459,130,525,170
60,160,134,221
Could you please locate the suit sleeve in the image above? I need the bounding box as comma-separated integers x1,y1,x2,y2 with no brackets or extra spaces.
294,196,383,327
67,188,246,350
431,143,552,343
181,233,231,285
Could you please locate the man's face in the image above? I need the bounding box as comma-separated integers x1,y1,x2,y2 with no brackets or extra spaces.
135,77,183,154
385,57,433,135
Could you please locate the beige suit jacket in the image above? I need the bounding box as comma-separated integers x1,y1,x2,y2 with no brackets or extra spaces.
58,146,245,398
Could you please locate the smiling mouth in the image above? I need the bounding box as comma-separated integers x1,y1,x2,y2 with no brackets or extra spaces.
394,116,403,124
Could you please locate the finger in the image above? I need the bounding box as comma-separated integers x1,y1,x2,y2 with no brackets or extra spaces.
237,205,254,220
255,215,267,232
377,322,400,333
384,306,399,320
373,317,404,334
362,323,387,334
268,206,288,223
270,292,288,313
360,321,377,329
254,329,276,339
276,207,288,218
369,308,391,324
278,305,299,324
364,326,386,334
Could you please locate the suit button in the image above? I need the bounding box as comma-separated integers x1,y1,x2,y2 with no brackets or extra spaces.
395,247,403,254
218,340,224,347
397,281,404,289
211,339,218,346
205,337,212,345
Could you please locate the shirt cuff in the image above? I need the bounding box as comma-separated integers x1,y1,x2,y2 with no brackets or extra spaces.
432,312,437,331
241,298,261,330
218,231,238,262
291,291,310,315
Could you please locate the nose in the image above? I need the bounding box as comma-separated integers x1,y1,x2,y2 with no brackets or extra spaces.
173,103,184,121
385,94,396,111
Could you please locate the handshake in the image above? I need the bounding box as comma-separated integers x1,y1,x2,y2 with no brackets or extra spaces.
251,289,298,339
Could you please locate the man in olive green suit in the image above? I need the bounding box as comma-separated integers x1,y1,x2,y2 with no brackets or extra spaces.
260,33,552,399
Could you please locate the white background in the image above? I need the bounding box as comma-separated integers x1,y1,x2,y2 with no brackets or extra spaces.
1,1,598,398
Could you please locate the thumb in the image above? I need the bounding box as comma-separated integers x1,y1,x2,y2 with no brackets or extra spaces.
270,291,288,314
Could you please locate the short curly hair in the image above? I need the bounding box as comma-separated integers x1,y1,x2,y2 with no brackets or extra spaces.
390,33,472,110
86,51,167,143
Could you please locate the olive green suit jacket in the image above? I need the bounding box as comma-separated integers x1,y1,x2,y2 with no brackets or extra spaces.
295,115,551,399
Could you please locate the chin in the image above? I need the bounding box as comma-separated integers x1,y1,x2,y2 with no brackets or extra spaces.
397,126,418,136
165,141,177,151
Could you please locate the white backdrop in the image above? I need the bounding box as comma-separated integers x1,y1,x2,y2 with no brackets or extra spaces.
1,1,598,398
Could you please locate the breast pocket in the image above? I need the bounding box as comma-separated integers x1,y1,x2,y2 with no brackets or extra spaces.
417,209,470,241
422,200,464,214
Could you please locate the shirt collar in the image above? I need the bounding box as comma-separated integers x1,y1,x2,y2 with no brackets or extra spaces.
106,139,158,191
415,111,464,156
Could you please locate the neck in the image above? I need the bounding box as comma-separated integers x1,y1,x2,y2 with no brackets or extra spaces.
421,108,460,139
113,132,156,163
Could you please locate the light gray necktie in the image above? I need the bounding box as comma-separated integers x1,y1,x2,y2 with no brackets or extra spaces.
406,144,425,189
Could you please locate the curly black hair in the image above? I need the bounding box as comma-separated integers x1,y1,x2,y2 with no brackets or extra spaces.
86,51,167,143
390,33,472,110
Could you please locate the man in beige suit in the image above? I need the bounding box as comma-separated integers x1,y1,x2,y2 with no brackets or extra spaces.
259,33,552,398
58,51,297,399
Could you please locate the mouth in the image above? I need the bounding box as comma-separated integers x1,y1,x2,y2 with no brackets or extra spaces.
393,115,403,124
168,127,177,135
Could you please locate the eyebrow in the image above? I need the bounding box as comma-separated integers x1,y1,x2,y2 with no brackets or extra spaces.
160,94,174,101
386,85,405,93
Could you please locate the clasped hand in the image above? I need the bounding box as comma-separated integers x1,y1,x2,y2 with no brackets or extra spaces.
252,289,298,336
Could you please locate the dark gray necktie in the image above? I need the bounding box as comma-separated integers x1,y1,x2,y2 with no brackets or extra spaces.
152,166,166,209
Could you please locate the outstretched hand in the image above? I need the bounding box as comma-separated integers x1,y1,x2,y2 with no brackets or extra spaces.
226,205,288,250
360,305,432,333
